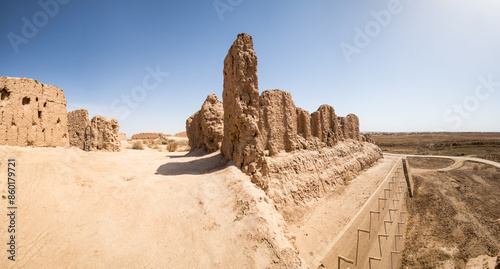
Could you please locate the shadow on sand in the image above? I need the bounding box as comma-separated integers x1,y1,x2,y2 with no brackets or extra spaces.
166,149,212,159
155,150,228,176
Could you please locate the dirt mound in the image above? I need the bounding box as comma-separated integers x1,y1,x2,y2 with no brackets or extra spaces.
174,131,187,137
186,94,224,152
0,76,69,147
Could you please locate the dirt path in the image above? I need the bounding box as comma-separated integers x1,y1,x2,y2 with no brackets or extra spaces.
384,153,500,169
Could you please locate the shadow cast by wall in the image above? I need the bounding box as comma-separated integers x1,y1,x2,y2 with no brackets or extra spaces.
166,148,212,159
156,151,228,176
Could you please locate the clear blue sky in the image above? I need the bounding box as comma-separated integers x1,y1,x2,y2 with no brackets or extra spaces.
1,0,499,135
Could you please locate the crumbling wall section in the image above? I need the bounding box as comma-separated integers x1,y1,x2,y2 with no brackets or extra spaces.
221,33,263,173
131,133,168,140
311,104,339,146
118,133,127,141
362,133,375,143
68,109,90,149
186,33,382,209
296,107,311,140
0,76,69,147
84,116,121,152
343,113,360,141
186,94,224,152
258,142,382,209
68,109,121,152
259,89,298,155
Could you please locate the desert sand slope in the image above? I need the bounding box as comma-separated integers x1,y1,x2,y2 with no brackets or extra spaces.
0,146,304,268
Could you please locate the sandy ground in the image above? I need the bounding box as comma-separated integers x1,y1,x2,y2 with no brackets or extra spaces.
0,145,397,268
0,145,300,268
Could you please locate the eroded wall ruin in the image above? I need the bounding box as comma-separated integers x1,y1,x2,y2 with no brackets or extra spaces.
68,109,90,149
186,33,382,209
296,107,312,140
362,133,375,143
68,109,121,152
118,133,127,141
311,104,339,146
131,133,168,140
186,94,224,152
0,76,69,147
221,33,262,173
259,89,298,155
342,114,360,141
84,116,121,152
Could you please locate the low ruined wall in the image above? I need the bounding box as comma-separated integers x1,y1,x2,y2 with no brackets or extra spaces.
131,133,168,140
0,76,69,147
